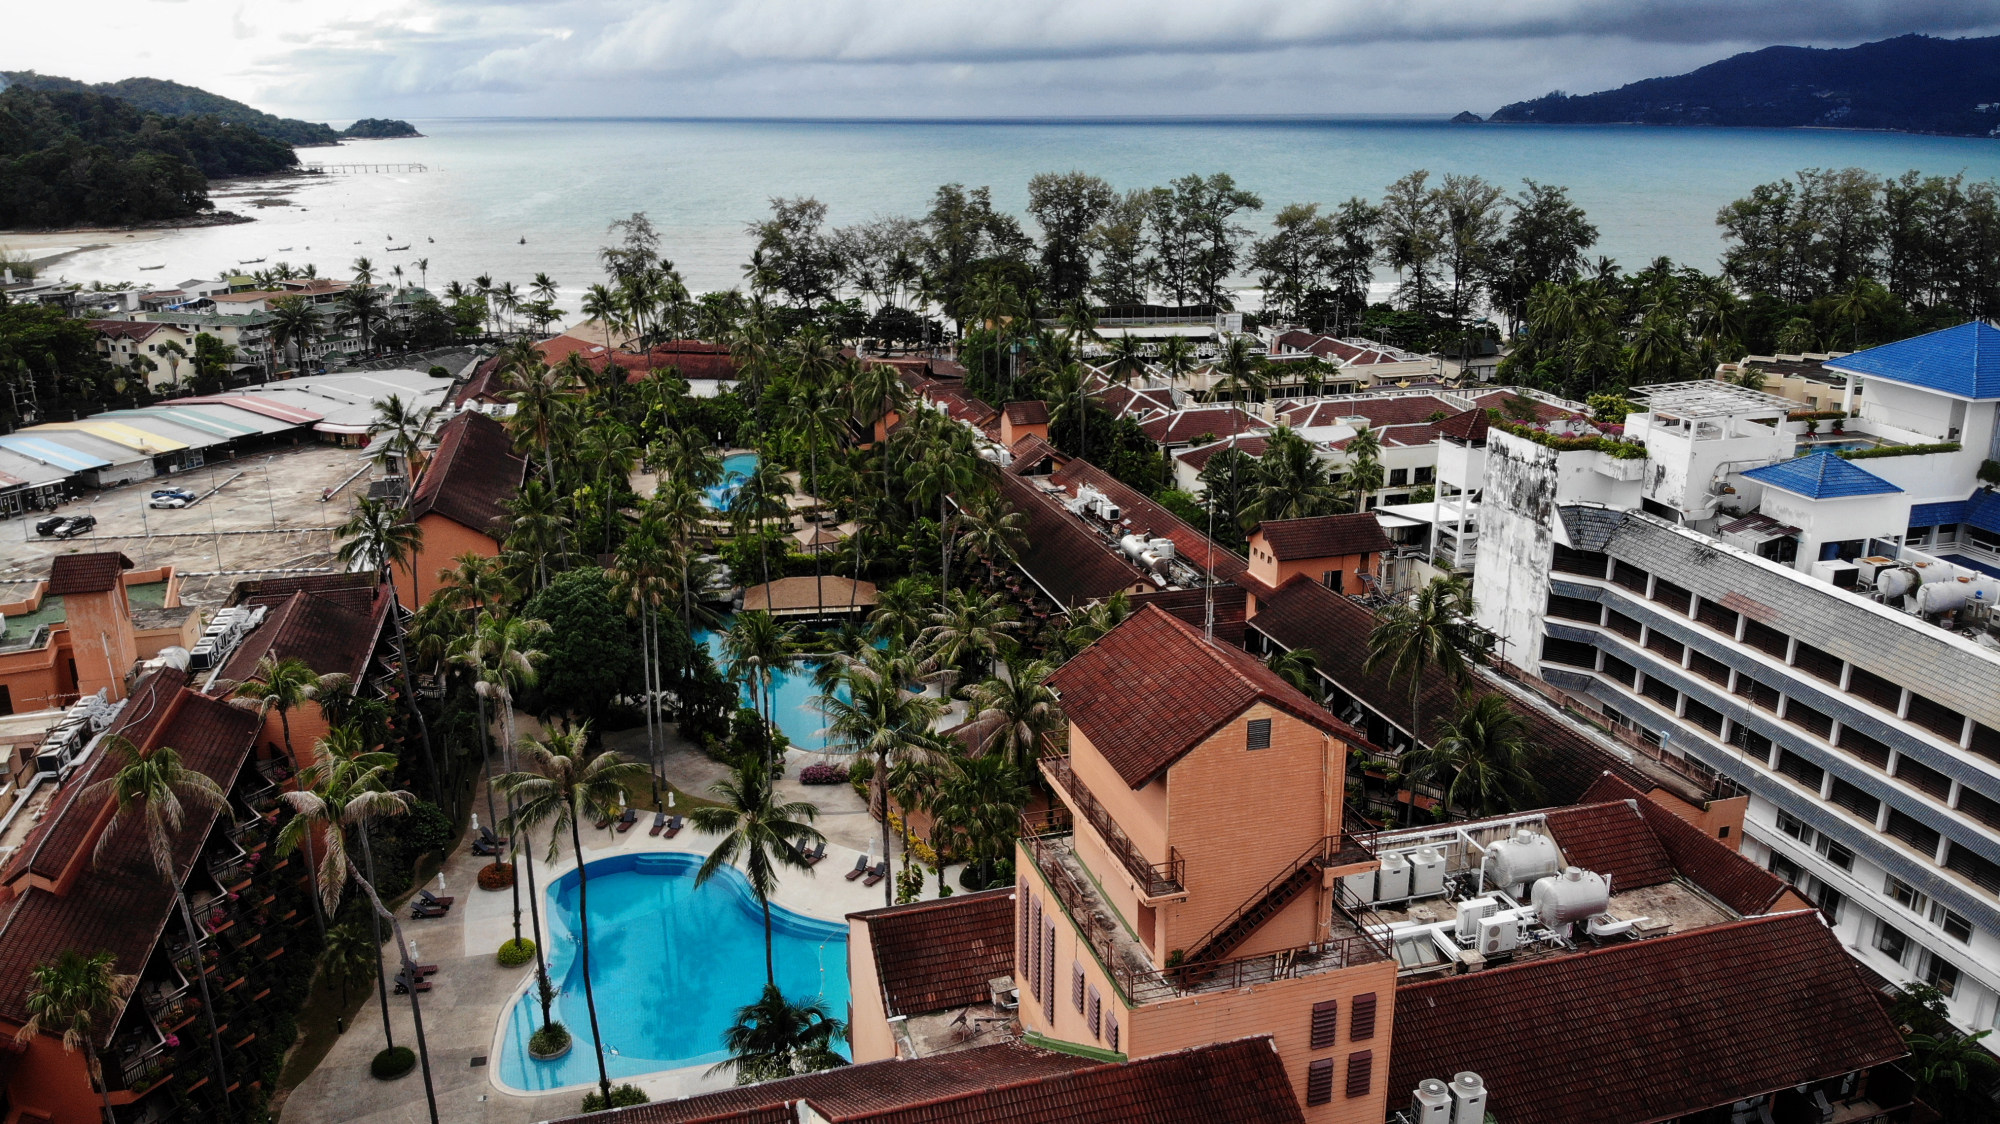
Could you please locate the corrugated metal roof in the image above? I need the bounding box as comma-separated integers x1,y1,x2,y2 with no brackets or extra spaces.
0,434,111,471
1742,452,1901,499
33,420,187,455
1825,320,2000,400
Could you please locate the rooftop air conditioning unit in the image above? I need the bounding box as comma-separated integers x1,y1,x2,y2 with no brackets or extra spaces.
189,642,216,671
1410,1079,1452,1124
1480,917,1518,956
1449,1072,1488,1124
1455,896,1498,941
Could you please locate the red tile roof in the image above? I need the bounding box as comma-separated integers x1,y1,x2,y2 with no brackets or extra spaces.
214,575,392,686
851,888,1015,1017
1541,801,1677,891
996,472,1152,610
1175,435,1269,473
1047,460,1246,582
1096,384,1175,420
1282,396,1452,430
1387,912,1907,1124
1129,584,1248,645
1002,400,1049,426
452,354,508,407
1005,435,1065,476
1137,406,1265,446
1272,332,1419,366
546,1038,1302,1124
1581,774,1791,915
1437,407,1491,442
45,552,132,596
406,410,527,537
1049,606,1349,787
89,320,165,342
1251,514,1392,561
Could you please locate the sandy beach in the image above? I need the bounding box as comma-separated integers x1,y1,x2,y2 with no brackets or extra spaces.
0,227,169,269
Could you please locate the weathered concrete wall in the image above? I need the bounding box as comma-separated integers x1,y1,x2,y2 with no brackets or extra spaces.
1473,430,1563,673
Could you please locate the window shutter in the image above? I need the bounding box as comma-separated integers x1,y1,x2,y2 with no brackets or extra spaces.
1072,962,1086,1013
1247,718,1273,750
1345,1050,1373,1098
1310,999,1340,1049
1106,1013,1119,1053
1018,886,1031,985
1043,919,1057,1022
1351,992,1377,1041
1306,1059,1334,1106
1027,900,1041,999
1086,985,1101,1039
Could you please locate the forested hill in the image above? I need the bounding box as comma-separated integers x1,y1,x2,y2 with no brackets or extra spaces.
1489,35,2000,137
0,72,417,143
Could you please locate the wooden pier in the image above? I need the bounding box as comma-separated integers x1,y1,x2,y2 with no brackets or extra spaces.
301,163,429,174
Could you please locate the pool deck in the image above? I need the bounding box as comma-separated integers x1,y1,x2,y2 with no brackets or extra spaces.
279,716,955,1124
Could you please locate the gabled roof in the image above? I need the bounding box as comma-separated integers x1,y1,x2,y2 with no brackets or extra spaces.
1048,459,1247,581
850,888,1015,1018
1251,514,1392,560
45,552,132,596
1387,911,1907,1124
1437,406,1491,442
1175,434,1269,473
1540,800,1676,891
406,410,527,537
214,577,392,686
1137,406,1265,446
89,319,165,342
1002,400,1049,426
1909,498,1968,527
1005,434,1065,476
1966,488,2000,535
1049,606,1346,787
1581,773,1791,915
1130,584,1248,645
1742,452,1901,499
995,472,1152,609
1825,319,2000,399
543,1038,1302,1124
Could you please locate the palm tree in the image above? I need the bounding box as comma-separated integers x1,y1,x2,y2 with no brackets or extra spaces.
785,383,850,615
494,723,649,1105
16,950,135,1124
1061,590,1133,656
83,736,232,1101
690,755,825,986
1408,692,1536,820
931,754,1030,889
500,481,569,591
817,648,947,905
158,338,188,393
920,589,1020,688
353,256,376,285
1264,647,1322,701
461,614,548,948
414,258,429,290
953,495,1026,590
321,920,377,1017
903,442,980,607
581,285,624,355
867,577,934,649
334,498,440,799
366,394,435,480
723,611,797,756
965,659,1063,771
716,985,846,1083
1210,335,1269,403
1101,333,1151,388
338,284,387,354
1155,334,1198,392
268,296,322,373
1241,427,1343,525
732,455,795,592
223,656,351,938
1363,577,1485,805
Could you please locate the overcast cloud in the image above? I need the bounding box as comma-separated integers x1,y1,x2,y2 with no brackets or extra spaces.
8,0,2000,122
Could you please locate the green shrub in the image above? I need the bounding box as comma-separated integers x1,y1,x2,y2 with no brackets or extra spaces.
1838,442,1960,460
496,938,537,967
371,1046,416,1080
529,1022,571,1056
1494,420,1647,459
581,1084,650,1112
401,801,453,856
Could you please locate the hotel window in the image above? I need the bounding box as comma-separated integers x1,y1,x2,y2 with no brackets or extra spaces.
1931,904,1975,944
1886,874,1929,914
1388,468,1408,487
1875,920,1912,964
1924,953,1961,997
1817,837,1855,872
1414,466,1434,485
1770,853,1802,884
1777,811,1815,845
1246,718,1272,750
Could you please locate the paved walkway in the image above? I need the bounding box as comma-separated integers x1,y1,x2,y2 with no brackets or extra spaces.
280,724,943,1124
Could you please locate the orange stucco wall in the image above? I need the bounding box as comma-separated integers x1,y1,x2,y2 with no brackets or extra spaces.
846,915,898,1063
393,514,501,609
63,590,136,703
4,1024,104,1124
999,416,1049,447
1244,538,1377,597
0,638,70,715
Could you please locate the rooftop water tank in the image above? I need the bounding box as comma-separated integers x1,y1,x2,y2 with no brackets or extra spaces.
156,646,191,671
1533,866,1611,929
1916,580,1973,615
1876,566,1917,600
1485,830,1561,891
1450,1072,1488,1124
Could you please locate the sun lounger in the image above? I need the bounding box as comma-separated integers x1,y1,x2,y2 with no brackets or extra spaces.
393,974,431,994
801,841,827,866
471,826,508,856
410,901,448,919
844,855,870,881
412,963,439,976
662,815,684,839
862,861,889,887
649,811,668,837
616,808,638,833
594,812,615,830
417,890,454,909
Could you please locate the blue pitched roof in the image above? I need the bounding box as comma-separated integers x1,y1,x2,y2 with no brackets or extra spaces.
1966,490,2000,535
1827,320,2000,399
1742,452,1902,499
1910,500,1968,528
0,435,109,472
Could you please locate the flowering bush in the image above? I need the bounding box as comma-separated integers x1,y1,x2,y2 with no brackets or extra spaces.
799,763,849,785
477,862,515,891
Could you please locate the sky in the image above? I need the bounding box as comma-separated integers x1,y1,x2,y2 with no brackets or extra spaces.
7,0,2000,123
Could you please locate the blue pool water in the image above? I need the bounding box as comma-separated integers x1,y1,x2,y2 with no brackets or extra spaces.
496,851,849,1091
695,627,841,752
705,452,758,510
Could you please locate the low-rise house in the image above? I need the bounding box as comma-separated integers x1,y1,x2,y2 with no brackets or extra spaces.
392,410,527,608
1243,514,1392,598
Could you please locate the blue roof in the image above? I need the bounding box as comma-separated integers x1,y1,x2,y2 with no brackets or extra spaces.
0,435,109,472
1827,320,2000,399
1742,452,1902,499
1966,490,2000,535
1910,500,1968,527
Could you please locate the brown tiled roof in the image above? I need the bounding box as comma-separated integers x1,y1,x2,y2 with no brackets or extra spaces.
0,670,259,1033
1175,434,1269,473
545,1043,1095,1124
1387,912,1907,1124
1251,514,1392,561
1437,406,1490,442
1049,606,1349,787
1005,435,1065,476
1541,801,1677,890
928,387,1000,432
1582,774,1791,915
995,472,1151,610
1002,400,1049,426
851,888,1015,1017
1048,460,1247,581
406,410,526,537
546,1038,1301,1124
1282,396,1450,430
1096,384,1174,420
741,576,877,613
1246,575,1657,805
451,353,507,407
1129,584,1248,645
214,577,392,686
89,320,165,342
1469,389,1580,424
1137,406,1265,446
45,552,132,595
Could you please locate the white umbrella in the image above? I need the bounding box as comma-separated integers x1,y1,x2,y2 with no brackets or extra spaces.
667,791,675,809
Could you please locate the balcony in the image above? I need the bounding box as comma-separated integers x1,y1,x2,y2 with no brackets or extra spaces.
1041,756,1184,900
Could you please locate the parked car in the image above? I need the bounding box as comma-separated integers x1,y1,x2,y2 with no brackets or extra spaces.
34,515,67,536
150,487,196,501
51,514,97,538
148,495,190,509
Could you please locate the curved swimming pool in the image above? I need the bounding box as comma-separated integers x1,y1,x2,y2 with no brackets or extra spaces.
495,851,849,1091
705,452,758,511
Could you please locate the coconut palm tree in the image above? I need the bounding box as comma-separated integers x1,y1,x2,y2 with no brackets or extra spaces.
580,285,624,355
268,296,322,374
1061,590,1133,656
1264,647,1322,702
1210,335,1269,403
16,950,135,1124
1364,577,1486,813
499,481,570,592
953,494,1026,590
785,382,850,615
816,648,947,905
1155,334,1198,392
321,920,376,1017
366,394,435,480
338,284,387,354
920,589,1020,688
1408,692,1537,820
722,611,796,757
903,442,981,607
716,985,847,1083
494,723,649,1105
223,657,351,939
867,577,934,649
690,755,825,987
732,455,795,592
931,754,1029,889
463,614,548,946
334,497,441,798
1101,333,1150,389
1241,427,1343,525
965,659,1064,771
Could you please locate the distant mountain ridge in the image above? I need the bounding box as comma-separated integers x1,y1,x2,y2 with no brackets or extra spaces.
0,72,417,144
1489,34,2000,137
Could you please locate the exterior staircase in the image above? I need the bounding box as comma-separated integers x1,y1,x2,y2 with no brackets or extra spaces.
1176,836,1342,982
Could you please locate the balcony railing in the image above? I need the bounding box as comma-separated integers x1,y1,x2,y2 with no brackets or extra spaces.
1041,755,1184,898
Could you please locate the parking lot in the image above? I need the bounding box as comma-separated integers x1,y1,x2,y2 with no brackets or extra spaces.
1,443,385,609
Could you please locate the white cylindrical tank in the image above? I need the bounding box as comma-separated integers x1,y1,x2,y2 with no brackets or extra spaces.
1119,533,1150,560
1916,580,1973,615
1410,847,1447,897
1912,560,1953,585
1876,566,1917,600
1450,1072,1488,1124
156,646,192,671
1533,866,1612,927
1149,538,1176,561
1410,1079,1452,1124
1484,830,1562,890
1377,852,1411,900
